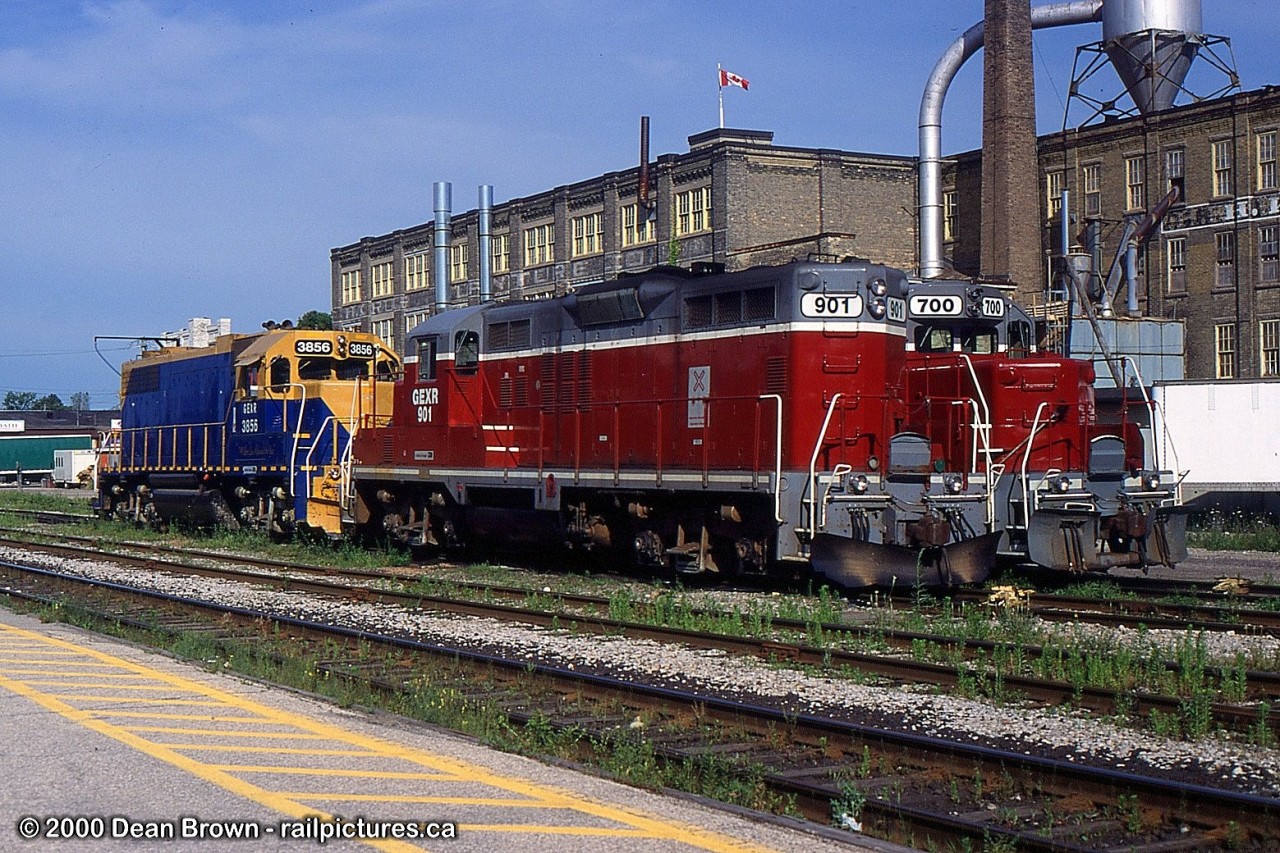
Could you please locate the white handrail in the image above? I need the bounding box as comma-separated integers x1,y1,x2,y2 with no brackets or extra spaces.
758,394,785,524
1020,402,1050,524
806,393,844,538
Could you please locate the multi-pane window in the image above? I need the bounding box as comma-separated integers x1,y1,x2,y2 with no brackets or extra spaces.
1045,172,1063,218
1213,139,1234,197
1262,320,1280,377
1083,163,1101,216
404,253,428,291
1261,225,1280,282
943,190,958,241
1259,131,1278,191
371,318,394,345
405,311,429,335
675,186,711,235
620,203,655,247
1216,231,1236,288
449,243,468,283
1215,323,1236,379
491,233,510,273
1166,237,1187,293
1125,156,1145,211
1164,148,1185,201
370,261,394,298
524,223,554,266
340,269,362,304
571,212,602,257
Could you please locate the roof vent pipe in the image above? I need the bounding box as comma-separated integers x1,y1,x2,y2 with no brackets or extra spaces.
433,182,452,313
918,1,1103,280
478,185,493,304
639,116,653,214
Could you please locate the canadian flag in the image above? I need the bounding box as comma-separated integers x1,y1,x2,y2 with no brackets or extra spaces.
719,68,749,90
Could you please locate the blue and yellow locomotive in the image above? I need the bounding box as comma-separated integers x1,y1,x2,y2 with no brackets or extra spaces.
96,328,399,537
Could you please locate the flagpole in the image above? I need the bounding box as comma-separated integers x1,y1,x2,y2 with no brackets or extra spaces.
717,63,724,128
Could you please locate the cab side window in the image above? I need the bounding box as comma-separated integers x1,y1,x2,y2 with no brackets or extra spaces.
237,362,261,399
416,338,438,382
454,330,479,375
269,357,291,388
1008,321,1032,357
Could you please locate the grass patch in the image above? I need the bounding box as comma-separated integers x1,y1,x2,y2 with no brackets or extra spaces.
1188,509,1280,552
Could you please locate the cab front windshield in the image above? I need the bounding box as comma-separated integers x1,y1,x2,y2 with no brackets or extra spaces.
914,325,998,354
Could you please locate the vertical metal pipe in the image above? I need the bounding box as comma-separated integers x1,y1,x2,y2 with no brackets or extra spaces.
917,1,1102,279
639,116,652,212
478,185,493,304
433,182,452,313
1124,241,1140,315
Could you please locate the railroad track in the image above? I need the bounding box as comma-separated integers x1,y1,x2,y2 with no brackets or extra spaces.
1,555,1277,851
0,508,97,525
4,534,1280,738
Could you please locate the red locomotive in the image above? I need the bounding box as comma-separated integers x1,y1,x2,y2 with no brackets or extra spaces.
342,261,1186,586
348,260,940,581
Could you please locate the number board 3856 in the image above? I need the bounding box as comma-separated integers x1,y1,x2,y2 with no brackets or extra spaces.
295,339,334,356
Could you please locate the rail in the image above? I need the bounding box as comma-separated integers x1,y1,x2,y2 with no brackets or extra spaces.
118,421,225,473
1116,356,1181,481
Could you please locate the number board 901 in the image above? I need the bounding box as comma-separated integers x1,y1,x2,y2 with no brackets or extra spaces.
295,339,334,356
800,292,864,319
348,341,376,359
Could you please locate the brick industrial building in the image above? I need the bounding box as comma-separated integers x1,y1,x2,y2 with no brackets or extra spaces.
942,85,1280,381
331,86,1280,381
330,128,917,355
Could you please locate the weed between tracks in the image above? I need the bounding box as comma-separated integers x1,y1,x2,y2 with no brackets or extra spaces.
0,591,800,820
4,490,1280,748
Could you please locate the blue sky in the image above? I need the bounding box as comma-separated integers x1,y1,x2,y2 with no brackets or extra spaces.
2,0,1276,408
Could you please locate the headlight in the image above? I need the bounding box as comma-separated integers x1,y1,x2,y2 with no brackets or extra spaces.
869,298,886,318
1054,475,1072,493
869,277,887,297
1142,472,1162,490
852,474,870,494
944,474,964,494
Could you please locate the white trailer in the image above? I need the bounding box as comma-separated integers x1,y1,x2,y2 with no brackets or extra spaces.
1153,379,1280,511
52,449,97,488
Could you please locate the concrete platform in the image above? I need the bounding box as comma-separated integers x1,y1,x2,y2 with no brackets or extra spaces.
0,606,905,852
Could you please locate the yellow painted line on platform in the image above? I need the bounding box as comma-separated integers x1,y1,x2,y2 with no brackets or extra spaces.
214,766,457,780
43,695,230,705
126,727,337,739
281,794,552,806
22,680,194,690
462,826,657,837
156,745,381,756
0,623,778,853
91,711,270,721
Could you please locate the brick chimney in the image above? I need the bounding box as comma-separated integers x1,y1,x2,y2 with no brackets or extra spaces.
980,0,1042,302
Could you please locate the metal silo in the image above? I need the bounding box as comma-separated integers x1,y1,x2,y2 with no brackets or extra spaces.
1102,0,1204,114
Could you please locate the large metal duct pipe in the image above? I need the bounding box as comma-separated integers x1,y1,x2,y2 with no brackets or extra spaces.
478,185,493,304
433,181,452,313
1103,0,1203,114
918,1,1103,279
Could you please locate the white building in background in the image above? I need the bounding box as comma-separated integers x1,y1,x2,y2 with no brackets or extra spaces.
162,318,232,348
